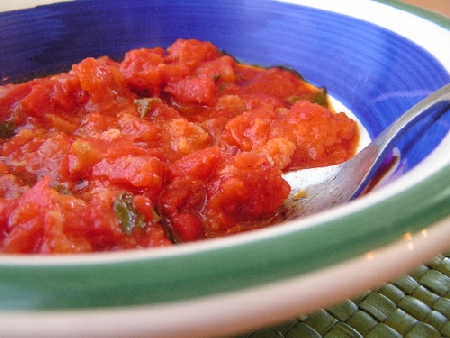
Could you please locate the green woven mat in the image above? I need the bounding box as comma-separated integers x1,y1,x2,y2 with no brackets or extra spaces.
239,249,450,338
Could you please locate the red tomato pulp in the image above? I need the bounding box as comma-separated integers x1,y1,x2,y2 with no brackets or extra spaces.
0,39,358,254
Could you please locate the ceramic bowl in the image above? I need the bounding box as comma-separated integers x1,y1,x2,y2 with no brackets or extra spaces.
0,1,450,337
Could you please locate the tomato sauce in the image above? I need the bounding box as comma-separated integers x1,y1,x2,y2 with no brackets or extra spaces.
0,39,358,254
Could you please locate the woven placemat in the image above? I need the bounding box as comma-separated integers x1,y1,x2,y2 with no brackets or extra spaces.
239,249,450,338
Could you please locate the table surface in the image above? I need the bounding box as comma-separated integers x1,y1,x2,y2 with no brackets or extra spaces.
400,0,450,17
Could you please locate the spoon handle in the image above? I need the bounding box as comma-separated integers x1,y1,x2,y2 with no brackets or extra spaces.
354,83,450,198
374,84,450,153
283,84,450,219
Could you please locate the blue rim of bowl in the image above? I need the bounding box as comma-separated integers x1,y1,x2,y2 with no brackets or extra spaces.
0,0,450,311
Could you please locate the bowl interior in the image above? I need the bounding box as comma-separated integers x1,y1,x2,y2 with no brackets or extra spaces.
0,0,450,311
1,0,449,170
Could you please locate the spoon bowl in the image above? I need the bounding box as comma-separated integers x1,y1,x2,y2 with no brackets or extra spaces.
283,83,450,219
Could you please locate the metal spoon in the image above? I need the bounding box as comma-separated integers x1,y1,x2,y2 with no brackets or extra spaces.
282,83,450,219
